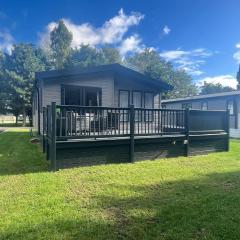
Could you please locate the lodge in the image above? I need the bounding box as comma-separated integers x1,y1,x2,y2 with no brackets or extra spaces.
33,64,229,170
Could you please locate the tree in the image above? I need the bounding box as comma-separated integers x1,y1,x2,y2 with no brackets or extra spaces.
50,20,73,69
166,69,198,99
102,47,121,64
65,45,106,68
200,82,234,95
0,51,8,114
4,43,47,126
125,49,197,99
236,65,240,90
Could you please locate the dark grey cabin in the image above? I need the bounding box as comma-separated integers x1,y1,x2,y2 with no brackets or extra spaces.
162,91,240,138
32,64,229,170
33,63,172,134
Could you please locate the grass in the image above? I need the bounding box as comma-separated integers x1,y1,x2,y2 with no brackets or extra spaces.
1,129,240,240
0,123,30,127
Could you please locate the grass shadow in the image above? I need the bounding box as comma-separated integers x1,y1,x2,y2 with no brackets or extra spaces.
1,170,240,239
88,170,240,239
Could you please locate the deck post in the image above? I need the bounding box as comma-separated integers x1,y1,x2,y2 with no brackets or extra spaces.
225,109,230,151
42,107,46,153
184,108,190,156
51,102,57,171
130,104,135,163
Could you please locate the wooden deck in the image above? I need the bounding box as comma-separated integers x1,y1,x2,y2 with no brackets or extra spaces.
42,103,230,170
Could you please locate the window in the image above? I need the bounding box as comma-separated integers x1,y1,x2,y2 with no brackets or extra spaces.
119,90,129,121
62,85,102,106
119,90,129,107
227,100,234,115
201,101,208,110
144,92,154,121
132,91,142,121
162,104,167,109
85,88,102,106
182,103,192,109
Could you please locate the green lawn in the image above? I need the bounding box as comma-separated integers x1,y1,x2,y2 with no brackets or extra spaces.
1,129,240,240
0,123,30,127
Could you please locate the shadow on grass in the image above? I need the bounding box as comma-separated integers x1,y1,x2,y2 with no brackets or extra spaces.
0,123,30,127
90,171,240,239
0,131,48,176
1,170,240,239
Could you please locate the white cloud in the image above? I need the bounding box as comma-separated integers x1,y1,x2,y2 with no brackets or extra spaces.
162,25,171,35
197,75,237,89
0,31,14,54
118,34,143,56
233,51,240,63
160,48,213,76
233,42,240,63
39,9,144,50
236,43,240,49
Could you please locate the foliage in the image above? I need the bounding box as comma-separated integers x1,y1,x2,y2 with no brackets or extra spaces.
50,20,73,69
65,45,106,68
236,65,240,89
102,47,121,64
65,45,122,68
125,49,198,99
0,52,8,114
1,129,240,239
200,81,234,95
2,44,47,125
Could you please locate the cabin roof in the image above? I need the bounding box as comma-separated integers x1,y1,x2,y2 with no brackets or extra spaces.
36,63,173,91
162,90,240,103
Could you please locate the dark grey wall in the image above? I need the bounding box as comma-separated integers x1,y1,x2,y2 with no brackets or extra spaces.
163,95,240,129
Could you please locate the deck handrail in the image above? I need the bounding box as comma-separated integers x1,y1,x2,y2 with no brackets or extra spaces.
44,103,229,142
43,102,230,171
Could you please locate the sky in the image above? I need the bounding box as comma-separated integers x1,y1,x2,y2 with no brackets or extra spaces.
0,0,240,88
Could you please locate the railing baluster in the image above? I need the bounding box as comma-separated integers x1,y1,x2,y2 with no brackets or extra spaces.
52,105,189,140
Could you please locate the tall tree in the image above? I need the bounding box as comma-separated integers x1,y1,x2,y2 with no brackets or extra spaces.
125,49,197,99
50,20,73,69
4,43,47,126
102,47,121,64
200,82,234,95
0,51,9,114
65,45,106,68
236,65,240,90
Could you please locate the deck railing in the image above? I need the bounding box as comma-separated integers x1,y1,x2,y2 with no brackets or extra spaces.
43,103,229,141
42,102,229,171
44,104,186,140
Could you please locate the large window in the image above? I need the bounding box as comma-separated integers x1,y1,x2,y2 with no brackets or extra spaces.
144,92,154,121
62,85,102,106
201,101,208,110
227,100,234,115
119,90,129,107
132,91,142,121
144,92,154,108
119,90,129,121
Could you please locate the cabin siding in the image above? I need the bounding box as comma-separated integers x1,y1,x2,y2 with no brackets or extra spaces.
35,73,164,134
42,75,114,107
36,75,114,134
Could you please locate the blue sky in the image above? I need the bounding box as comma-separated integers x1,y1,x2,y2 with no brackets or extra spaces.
0,0,240,88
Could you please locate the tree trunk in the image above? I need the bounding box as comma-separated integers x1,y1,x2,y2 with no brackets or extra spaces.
15,115,18,126
22,109,26,127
